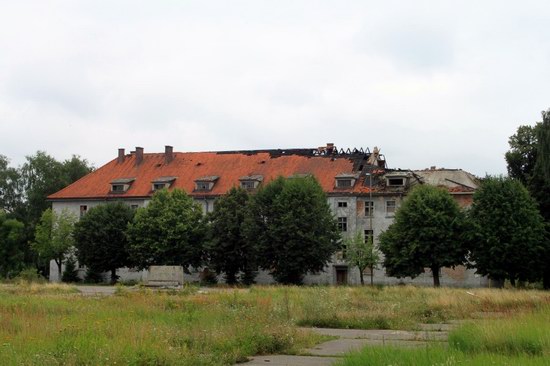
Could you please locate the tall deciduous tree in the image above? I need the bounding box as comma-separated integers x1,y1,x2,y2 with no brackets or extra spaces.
33,208,77,280
244,176,340,285
0,212,25,278
345,231,380,286
0,155,23,215
127,189,206,271
379,185,468,287
74,202,135,284
206,187,256,285
469,176,546,286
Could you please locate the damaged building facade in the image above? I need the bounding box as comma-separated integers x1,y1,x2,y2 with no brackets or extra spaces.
48,144,487,287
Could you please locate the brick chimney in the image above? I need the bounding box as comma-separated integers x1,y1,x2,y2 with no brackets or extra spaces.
165,145,174,164
117,148,125,164
135,147,144,166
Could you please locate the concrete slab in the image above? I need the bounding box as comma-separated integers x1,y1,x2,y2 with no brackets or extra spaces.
243,355,339,366
305,339,430,356
76,286,117,296
301,328,447,341
417,323,457,332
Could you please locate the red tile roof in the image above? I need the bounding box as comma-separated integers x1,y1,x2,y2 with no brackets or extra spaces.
48,151,374,200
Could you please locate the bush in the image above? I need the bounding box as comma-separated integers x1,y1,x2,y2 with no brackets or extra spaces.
15,267,46,283
61,256,81,283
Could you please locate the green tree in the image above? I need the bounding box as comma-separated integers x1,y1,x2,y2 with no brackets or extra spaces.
0,212,25,278
345,231,380,286
0,155,23,215
505,124,541,186
469,176,547,286
207,187,256,285
244,176,340,285
127,189,206,270
74,202,135,284
379,185,468,287
32,208,77,281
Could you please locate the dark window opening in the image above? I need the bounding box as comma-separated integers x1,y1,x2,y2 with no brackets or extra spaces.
336,179,352,188
338,201,348,208
79,205,87,218
338,217,347,232
111,184,125,192
364,229,374,243
388,178,405,186
365,201,374,216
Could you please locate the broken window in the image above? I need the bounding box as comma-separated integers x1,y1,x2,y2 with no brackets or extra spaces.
365,201,374,216
336,179,352,188
387,178,405,186
386,200,396,215
364,229,374,243
338,217,347,232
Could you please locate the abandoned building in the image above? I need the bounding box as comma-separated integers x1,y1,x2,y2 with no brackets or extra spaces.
47,144,487,286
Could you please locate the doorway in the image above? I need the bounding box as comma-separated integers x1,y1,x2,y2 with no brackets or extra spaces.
335,266,348,285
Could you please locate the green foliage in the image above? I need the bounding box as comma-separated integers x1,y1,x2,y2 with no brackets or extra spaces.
379,185,468,287
0,155,23,215
244,176,341,285
84,266,105,283
345,231,380,285
207,187,255,284
0,212,26,278
61,256,80,283
73,202,134,284
32,208,77,279
127,189,206,271
469,176,547,285
535,109,550,182
15,267,47,283
505,124,541,186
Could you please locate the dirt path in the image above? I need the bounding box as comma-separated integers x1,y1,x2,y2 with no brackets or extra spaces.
243,324,454,366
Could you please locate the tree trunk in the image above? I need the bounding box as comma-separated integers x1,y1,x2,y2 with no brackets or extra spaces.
110,268,118,285
432,266,440,287
55,259,62,282
510,277,516,287
359,269,364,285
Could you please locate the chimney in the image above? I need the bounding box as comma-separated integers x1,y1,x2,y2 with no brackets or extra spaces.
165,145,174,164
117,148,125,164
135,147,144,166
326,143,335,154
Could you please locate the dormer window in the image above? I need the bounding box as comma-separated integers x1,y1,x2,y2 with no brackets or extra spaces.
110,178,135,193
151,176,176,191
385,173,408,187
194,176,219,192
335,173,359,189
239,175,263,190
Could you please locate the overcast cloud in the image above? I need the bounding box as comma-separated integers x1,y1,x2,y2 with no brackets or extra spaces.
1,1,549,176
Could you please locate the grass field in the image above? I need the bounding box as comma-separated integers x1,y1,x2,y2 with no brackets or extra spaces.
0,283,549,365
338,306,550,365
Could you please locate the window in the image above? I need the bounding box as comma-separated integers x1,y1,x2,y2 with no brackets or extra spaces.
388,178,405,186
79,205,87,218
364,230,373,243
338,201,348,208
365,201,374,216
338,217,347,232
111,184,125,192
153,183,168,191
241,180,256,190
195,182,210,191
386,200,396,215
336,179,352,188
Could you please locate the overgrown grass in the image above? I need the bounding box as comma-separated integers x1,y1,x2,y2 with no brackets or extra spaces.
339,305,550,366
0,285,548,365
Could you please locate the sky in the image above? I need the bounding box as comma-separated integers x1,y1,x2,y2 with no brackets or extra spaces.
1,1,549,177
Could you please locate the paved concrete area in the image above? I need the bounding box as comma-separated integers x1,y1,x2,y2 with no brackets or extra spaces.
244,355,338,366
241,325,451,365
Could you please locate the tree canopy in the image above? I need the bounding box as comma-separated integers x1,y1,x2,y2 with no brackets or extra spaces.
206,187,256,284
127,189,206,271
33,208,77,280
345,230,380,286
0,212,25,278
74,202,135,284
379,185,468,287
469,176,546,286
244,176,340,285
